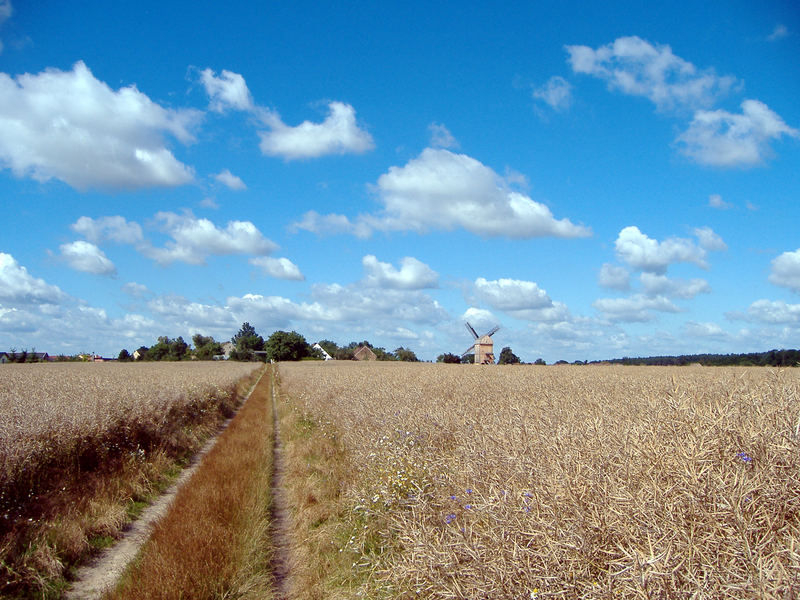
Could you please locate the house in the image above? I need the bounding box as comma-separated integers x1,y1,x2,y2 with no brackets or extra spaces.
213,342,235,361
353,345,377,361
1,351,50,363
312,343,333,361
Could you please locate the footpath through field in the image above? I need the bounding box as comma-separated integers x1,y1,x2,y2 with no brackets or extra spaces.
66,365,292,599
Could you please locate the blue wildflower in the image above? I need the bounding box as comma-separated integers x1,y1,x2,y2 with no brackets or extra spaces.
445,513,456,524
466,488,473,494
737,452,753,463
464,504,472,510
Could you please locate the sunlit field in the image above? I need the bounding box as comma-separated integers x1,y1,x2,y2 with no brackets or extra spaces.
0,361,261,597
277,362,800,599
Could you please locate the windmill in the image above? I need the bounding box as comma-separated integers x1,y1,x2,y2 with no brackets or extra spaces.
462,322,500,364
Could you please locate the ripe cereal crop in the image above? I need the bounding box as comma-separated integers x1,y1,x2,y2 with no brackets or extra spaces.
277,361,800,599
0,360,261,597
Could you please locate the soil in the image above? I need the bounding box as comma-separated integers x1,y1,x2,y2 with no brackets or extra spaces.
268,380,292,599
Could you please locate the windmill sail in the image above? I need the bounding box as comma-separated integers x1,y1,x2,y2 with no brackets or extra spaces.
465,322,479,339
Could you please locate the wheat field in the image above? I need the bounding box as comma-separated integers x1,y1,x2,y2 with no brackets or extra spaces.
277,362,800,599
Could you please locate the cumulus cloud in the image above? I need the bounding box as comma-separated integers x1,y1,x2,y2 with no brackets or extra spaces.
371,148,590,238
310,284,448,325
566,36,736,112
614,226,719,273
594,294,680,322
59,241,116,276
532,76,573,111
258,101,374,160
429,123,458,148
676,100,799,167
0,61,200,189
684,321,729,339
362,255,438,290
122,282,150,298
693,226,727,251
148,294,237,329
0,252,66,305
71,215,143,245
249,256,305,281
708,194,730,209
289,210,373,238
474,277,552,311
291,149,590,239
598,263,630,290
639,273,710,299
141,212,278,265
730,299,800,324
769,249,800,293
213,168,246,190
199,68,255,112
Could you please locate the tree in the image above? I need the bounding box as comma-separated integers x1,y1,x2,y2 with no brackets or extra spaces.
497,347,521,365
461,353,475,364
231,322,265,360
533,358,546,366
264,330,311,362
135,346,149,360
118,349,132,361
192,333,223,360
437,353,462,364
394,347,419,362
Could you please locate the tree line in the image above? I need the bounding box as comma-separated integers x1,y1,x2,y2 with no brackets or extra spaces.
119,323,422,363
589,349,800,367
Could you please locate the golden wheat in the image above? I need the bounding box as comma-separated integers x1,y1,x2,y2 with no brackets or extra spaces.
277,362,800,599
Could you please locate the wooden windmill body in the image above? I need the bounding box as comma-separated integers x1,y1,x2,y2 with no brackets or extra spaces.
462,322,500,364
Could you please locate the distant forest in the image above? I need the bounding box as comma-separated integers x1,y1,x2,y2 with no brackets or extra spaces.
590,348,800,367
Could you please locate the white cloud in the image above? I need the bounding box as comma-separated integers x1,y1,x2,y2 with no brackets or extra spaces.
142,212,278,265
532,76,572,111
0,252,65,305
71,215,144,245
213,168,246,190
59,241,116,276
677,99,799,167
199,68,255,112
148,294,238,329
227,293,336,326
594,294,680,322
0,61,199,189
122,282,150,297
566,36,737,111
461,307,497,330
708,194,730,209
310,284,448,324
692,226,727,251
289,210,373,239
474,277,552,311
684,321,729,339
767,24,789,42
259,101,374,160
429,123,458,148
249,256,305,281
370,148,591,238
769,249,800,293
291,149,590,239
614,226,713,273
639,273,710,299
598,263,630,290
731,299,800,324
362,255,438,290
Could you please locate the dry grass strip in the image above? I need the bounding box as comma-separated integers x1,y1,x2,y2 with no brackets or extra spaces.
106,365,275,600
277,361,800,599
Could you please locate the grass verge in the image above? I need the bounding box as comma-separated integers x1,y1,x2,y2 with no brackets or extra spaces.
106,366,275,599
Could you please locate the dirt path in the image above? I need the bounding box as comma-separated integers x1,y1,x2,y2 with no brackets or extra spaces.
65,369,266,600
268,373,292,599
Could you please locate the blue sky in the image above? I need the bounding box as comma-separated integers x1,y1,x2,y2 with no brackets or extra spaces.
1,0,798,362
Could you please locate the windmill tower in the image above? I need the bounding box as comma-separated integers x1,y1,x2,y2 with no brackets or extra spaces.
462,322,500,364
